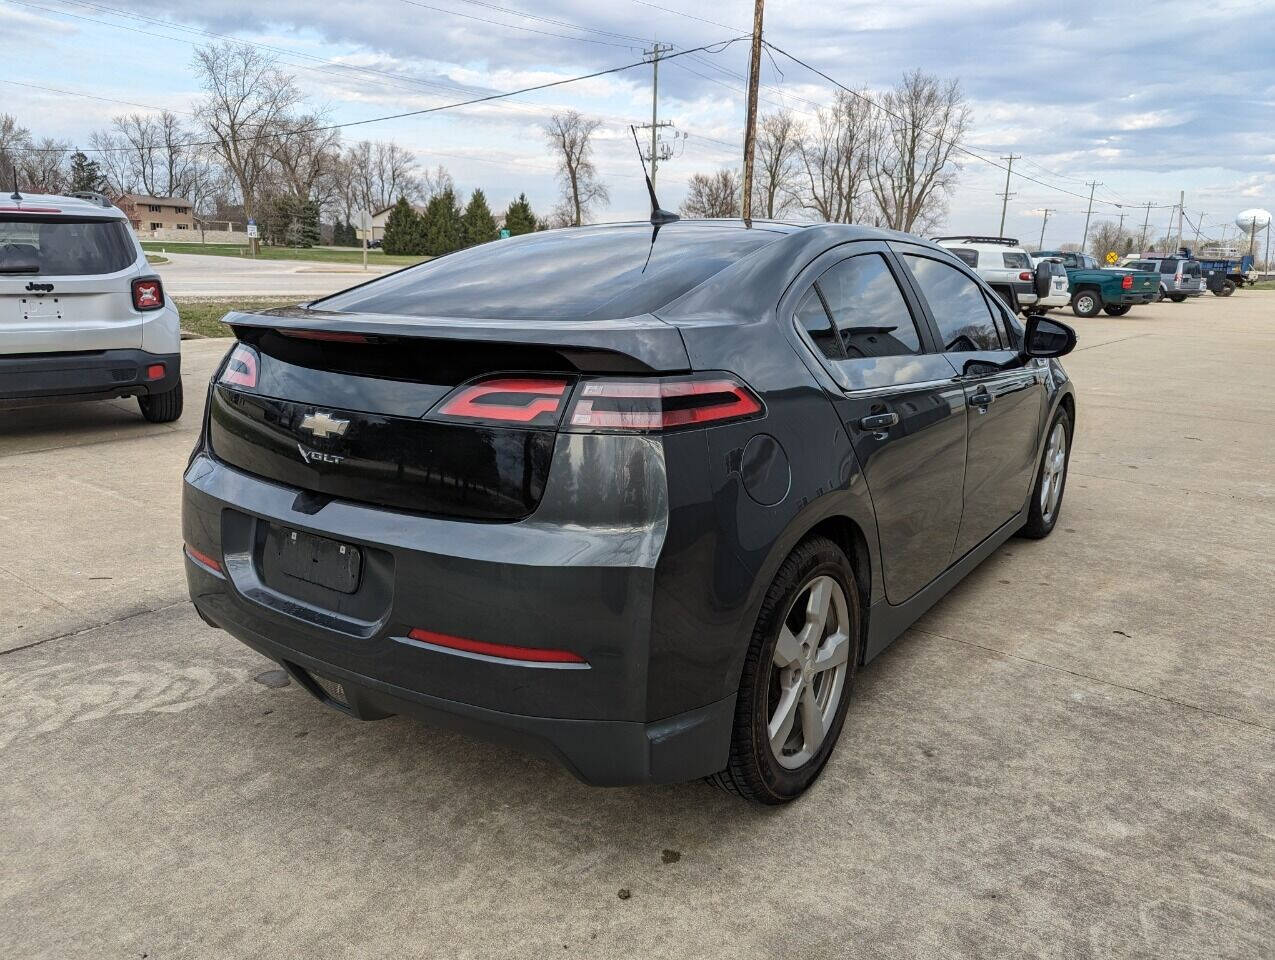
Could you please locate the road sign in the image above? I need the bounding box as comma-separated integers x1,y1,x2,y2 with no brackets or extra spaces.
246,220,259,239
1105,250,1118,264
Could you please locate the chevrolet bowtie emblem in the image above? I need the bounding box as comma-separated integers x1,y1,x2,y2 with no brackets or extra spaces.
299,411,350,439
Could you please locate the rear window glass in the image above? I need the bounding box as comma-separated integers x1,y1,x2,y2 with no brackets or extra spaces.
1002,252,1031,269
1125,260,1156,271
1183,262,1201,276
950,248,978,268
0,216,136,276
316,223,783,321
1160,260,1177,273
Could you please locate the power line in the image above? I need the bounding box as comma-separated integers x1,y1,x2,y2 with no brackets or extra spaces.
20,37,750,154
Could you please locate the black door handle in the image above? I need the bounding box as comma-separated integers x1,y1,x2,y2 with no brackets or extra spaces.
859,412,899,430
968,390,994,408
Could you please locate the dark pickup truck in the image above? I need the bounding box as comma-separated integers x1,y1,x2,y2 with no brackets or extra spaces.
1034,250,1159,317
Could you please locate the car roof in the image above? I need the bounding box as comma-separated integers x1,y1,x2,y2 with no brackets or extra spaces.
0,192,125,219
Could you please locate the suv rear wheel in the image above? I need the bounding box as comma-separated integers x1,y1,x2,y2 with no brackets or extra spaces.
709,535,859,804
138,381,183,422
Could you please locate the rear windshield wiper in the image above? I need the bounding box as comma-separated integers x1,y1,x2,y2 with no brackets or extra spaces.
0,263,40,274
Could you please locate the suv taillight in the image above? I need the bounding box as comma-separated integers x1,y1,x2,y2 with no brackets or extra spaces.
1174,273,1183,283
219,343,259,389
1122,274,1133,289
1018,271,1032,282
566,375,762,432
132,278,164,311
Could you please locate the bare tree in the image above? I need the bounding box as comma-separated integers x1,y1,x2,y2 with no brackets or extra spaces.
753,110,803,218
268,112,341,204
344,140,425,214
192,41,301,223
18,138,69,193
543,111,609,226
0,114,32,183
1087,220,1136,259
680,170,741,218
90,111,214,203
868,71,970,233
797,90,875,224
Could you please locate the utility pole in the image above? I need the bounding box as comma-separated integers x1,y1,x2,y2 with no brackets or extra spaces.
998,154,1019,237
1139,202,1153,253
1175,190,1185,252
1081,180,1099,254
1193,211,1204,248
740,0,765,221
640,43,674,189
1038,208,1054,248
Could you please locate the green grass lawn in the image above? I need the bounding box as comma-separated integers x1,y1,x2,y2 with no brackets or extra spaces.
179,297,301,338
143,241,426,267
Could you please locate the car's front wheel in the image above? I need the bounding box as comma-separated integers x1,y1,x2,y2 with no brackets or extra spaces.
1071,289,1102,317
138,381,183,423
709,536,860,804
1020,406,1072,539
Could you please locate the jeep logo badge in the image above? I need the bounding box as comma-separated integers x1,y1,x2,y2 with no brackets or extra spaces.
25,282,54,293
299,411,349,439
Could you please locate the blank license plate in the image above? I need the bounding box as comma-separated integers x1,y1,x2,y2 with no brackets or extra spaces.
19,297,64,321
271,527,362,593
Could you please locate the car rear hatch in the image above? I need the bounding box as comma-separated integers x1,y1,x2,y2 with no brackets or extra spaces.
0,212,143,354
208,306,700,522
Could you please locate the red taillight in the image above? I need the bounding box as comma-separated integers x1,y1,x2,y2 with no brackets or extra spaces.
277,329,369,343
219,343,259,389
1174,273,1183,283
132,278,164,311
1019,271,1033,282
0,205,60,213
1122,274,1133,289
146,363,165,381
184,544,222,574
566,376,763,432
406,628,586,665
435,376,570,426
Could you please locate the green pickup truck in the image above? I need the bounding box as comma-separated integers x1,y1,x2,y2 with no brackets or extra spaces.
1033,250,1160,317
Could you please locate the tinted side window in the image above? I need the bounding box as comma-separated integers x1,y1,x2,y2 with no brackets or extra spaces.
795,286,841,360
816,254,921,359
950,248,978,268
904,255,1004,352
1002,252,1030,269
1160,260,1176,274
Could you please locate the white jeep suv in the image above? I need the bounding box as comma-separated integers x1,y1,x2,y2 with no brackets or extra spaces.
932,235,1052,315
1,191,182,421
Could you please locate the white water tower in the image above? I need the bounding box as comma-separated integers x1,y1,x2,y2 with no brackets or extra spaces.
1235,208,1271,258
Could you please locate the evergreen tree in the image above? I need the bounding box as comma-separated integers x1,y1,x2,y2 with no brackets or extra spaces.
503,193,537,236
382,197,425,256
461,189,499,247
422,187,463,257
68,150,107,194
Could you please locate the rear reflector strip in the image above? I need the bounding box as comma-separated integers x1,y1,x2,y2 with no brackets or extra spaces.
146,363,165,381
405,627,587,665
184,544,223,575
277,329,371,343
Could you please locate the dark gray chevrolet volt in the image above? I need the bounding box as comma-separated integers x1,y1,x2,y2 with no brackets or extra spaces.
183,220,1076,804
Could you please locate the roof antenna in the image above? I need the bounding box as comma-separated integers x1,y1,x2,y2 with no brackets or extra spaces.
10,165,21,202
630,125,678,273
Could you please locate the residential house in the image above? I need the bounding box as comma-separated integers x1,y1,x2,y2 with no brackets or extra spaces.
116,195,196,234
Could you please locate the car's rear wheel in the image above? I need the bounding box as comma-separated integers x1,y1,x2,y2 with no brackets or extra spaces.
708,535,859,804
138,381,183,422
1169,294,1187,303
1071,289,1102,318
1218,279,1236,297
1020,406,1072,539
1103,304,1132,316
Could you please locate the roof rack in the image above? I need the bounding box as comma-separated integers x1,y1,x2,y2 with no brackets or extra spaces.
69,191,112,208
931,235,1020,246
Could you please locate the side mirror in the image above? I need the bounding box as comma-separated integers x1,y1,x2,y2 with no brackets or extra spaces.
1033,261,1052,300
1022,314,1076,359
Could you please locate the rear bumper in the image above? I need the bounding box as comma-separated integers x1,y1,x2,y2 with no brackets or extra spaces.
1120,292,1156,304
0,348,180,406
182,449,737,786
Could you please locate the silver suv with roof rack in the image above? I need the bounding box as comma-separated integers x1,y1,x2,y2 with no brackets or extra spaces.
0,189,182,420
932,235,1052,315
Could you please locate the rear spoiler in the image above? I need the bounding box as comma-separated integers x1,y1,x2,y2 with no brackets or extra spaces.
223,306,692,374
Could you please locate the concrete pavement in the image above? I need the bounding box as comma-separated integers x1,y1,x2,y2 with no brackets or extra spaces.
2,295,1272,958
153,252,394,298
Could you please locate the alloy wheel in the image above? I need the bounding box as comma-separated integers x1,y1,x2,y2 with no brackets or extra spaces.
766,574,851,769
1040,421,1068,522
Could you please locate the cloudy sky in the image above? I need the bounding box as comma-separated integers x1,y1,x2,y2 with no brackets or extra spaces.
5,0,1274,247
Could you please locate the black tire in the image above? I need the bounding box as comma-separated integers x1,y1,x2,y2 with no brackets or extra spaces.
1219,280,1236,297
1103,304,1132,316
1071,288,1102,318
1157,285,1167,302
1169,294,1187,303
1020,406,1072,539
138,380,183,423
708,536,860,804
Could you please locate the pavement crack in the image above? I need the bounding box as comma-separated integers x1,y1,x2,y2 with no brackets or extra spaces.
912,627,1274,735
0,598,190,659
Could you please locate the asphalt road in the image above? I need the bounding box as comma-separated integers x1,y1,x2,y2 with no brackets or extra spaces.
3,294,1272,959
152,251,394,298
